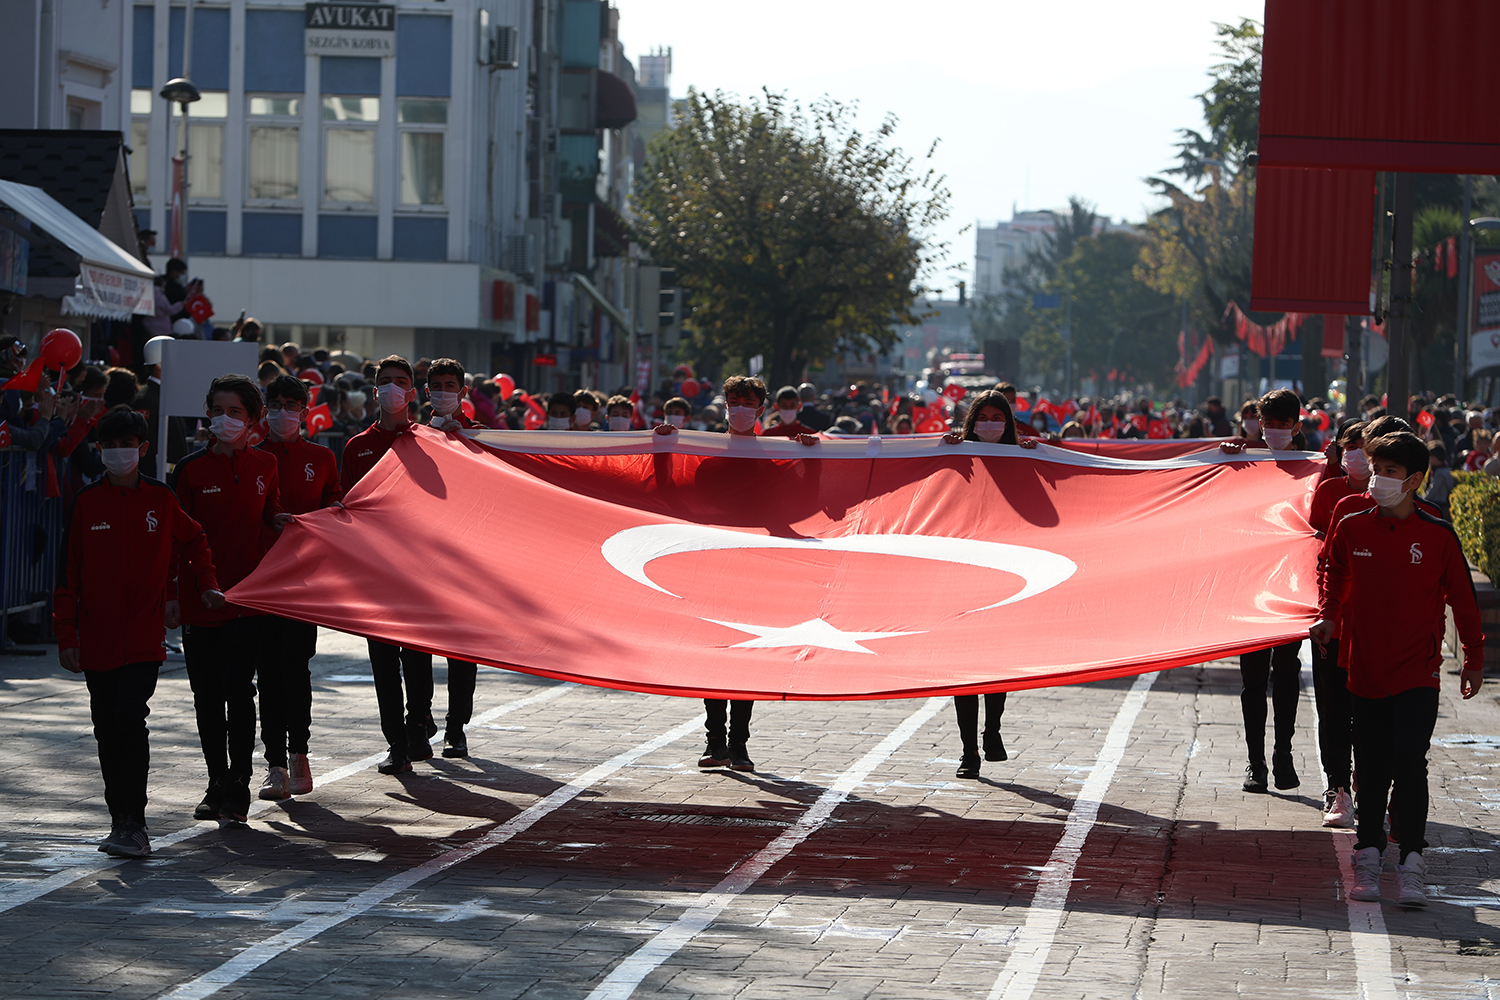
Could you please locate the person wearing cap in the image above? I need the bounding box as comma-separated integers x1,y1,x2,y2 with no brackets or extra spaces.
133,336,172,468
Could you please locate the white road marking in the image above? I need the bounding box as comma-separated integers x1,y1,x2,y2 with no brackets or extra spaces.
158,715,701,1000
1301,651,1401,1000
584,696,948,1000
985,670,1158,1000
0,680,570,914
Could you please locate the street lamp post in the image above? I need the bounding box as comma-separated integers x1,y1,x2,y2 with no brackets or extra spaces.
159,0,199,261
1460,213,1500,397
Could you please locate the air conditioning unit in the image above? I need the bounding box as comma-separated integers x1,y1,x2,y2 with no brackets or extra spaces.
508,233,534,280
486,25,520,68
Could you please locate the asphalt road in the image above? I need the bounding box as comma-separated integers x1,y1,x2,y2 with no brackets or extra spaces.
2,630,1499,999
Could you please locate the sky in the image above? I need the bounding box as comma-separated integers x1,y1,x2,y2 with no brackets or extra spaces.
614,0,1264,292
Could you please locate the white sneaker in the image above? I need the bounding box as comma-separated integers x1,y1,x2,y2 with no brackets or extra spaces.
1350,847,1382,901
288,754,313,796
258,766,290,801
1323,787,1355,828
1397,852,1428,907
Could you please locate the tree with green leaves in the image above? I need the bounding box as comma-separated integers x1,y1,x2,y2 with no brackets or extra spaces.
632,89,951,390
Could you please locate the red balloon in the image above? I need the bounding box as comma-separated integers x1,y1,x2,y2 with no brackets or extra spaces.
460,398,476,420
40,328,82,372
1316,410,1331,431
681,379,700,398
496,373,516,398
300,368,325,386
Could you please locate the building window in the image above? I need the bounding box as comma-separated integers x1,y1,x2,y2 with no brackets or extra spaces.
322,96,377,205
170,91,228,202
247,95,301,201
129,89,152,202
397,98,445,206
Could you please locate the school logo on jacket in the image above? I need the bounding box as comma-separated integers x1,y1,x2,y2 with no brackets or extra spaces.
202,486,222,495
256,475,266,495
1410,543,1423,564
305,463,315,482
145,510,158,532
90,521,111,531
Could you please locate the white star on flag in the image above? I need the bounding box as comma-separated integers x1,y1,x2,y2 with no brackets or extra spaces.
702,617,927,654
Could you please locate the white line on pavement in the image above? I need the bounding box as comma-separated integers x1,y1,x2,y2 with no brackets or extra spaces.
158,714,702,1000
0,680,571,914
985,670,1158,1000
1301,651,1401,1000
585,696,947,1000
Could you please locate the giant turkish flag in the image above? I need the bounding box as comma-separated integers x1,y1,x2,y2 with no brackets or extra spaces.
228,429,1322,700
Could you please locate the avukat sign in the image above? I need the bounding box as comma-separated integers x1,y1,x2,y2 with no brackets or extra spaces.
229,430,1322,700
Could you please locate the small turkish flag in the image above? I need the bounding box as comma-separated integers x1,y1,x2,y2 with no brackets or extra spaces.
1012,396,1031,413
1131,414,1149,432
1417,409,1435,429
246,416,268,447
1147,418,1172,439
186,293,214,323
943,383,966,401
306,403,334,435
916,417,948,434
0,422,9,448
1447,235,1458,278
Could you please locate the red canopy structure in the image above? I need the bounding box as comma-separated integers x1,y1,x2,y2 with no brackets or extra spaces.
1249,167,1375,314
229,429,1322,701
1258,0,1500,174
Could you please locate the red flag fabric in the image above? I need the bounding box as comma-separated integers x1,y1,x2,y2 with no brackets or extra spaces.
1447,235,1459,278
0,422,8,448
306,403,334,435
228,429,1322,700
1,357,45,393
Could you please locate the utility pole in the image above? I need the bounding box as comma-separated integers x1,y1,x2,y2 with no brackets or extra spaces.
1456,175,1473,400
1387,173,1415,416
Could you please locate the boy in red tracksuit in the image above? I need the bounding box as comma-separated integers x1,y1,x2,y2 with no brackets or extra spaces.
172,374,290,824
1313,431,1484,908
423,358,481,759
254,374,343,801
54,406,224,858
341,354,435,775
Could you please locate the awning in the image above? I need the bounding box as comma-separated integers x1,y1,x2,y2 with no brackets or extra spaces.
0,179,155,319
572,271,630,331
1249,166,1376,314
596,70,638,130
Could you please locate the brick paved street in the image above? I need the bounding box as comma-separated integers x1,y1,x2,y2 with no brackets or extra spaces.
3,631,1500,999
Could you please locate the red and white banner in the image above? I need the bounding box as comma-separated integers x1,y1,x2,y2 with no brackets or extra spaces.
229,429,1322,700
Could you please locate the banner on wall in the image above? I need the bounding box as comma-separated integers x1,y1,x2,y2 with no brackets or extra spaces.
1468,251,1500,375
305,3,396,56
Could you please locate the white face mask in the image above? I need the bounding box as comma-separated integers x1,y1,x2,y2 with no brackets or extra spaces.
375,383,410,414
573,408,594,428
101,446,140,478
429,391,460,417
777,407,799,426
1343,449,1371,478
975,420,1007,443
209,414,247,444
726,405,760,433
607,415,632,432
1369,473,1412,508
666,413,686,428
267,409,302,440
1263,427,1295,450
1243,417,1261,437
546,415,571,430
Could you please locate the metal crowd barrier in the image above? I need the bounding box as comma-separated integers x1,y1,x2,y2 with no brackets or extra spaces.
0,448,68,652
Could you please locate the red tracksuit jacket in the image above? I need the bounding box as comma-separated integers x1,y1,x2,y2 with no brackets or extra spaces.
171,445,281,625
258,435,343,515
54,476,219,670
340,422,413,491
1319,506,1483,698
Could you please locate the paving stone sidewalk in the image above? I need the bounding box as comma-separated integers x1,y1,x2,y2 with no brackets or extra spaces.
2,632,1499,999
